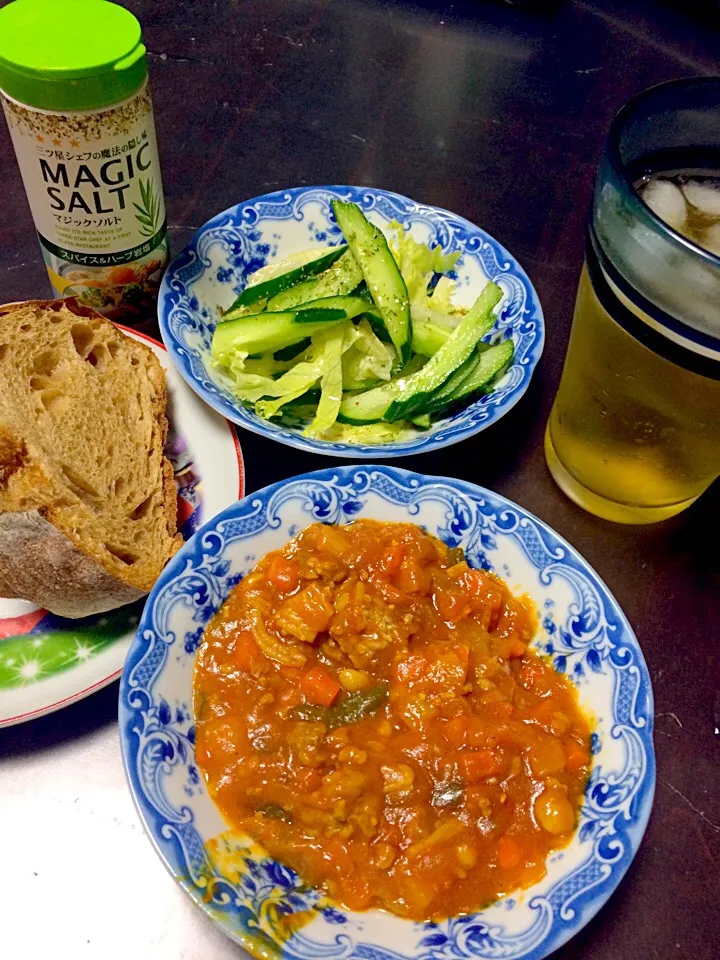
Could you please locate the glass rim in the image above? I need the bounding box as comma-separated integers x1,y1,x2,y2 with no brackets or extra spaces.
605,76,720,270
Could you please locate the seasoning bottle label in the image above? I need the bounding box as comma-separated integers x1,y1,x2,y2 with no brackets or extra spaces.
1,81,168,327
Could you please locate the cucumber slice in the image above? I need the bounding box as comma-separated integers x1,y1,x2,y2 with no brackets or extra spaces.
337,282,501,425
363,309,393,343
442,339,514,407
343,377,382,391
294,295,371,321
384,281,503,422
267,250,362,311
412,319,451,356
273,339,311,362
337,380,400,425
423,340,514,421
336,355,428,425
213,297,369,360
331,200,411,364
418,352,479,415
224,246,348,316
419,343,490,416
212,310,344,359
411,414,431,429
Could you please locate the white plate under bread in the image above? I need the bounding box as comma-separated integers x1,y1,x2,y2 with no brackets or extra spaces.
0,299,243,726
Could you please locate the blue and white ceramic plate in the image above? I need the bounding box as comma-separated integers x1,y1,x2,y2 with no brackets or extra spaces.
120,465,654,960
158,186,544,458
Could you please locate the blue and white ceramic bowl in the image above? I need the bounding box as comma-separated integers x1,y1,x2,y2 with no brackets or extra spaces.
158,186,544,457
120,465,654,960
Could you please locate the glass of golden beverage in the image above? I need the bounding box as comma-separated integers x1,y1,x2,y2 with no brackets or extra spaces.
546,78,720,523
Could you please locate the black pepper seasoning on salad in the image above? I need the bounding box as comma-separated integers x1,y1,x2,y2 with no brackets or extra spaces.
0,0,168,331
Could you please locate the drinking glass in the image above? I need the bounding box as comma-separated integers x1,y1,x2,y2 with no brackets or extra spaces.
546,78,720,523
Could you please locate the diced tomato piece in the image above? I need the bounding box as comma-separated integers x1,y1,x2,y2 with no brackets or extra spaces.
375,819,403,848
396,560,432,594
466,709,510,746
342,875,374,911
442,715,468,748
299,665,341,706
294,767,323,792
433,589,471,623
314,524,351,559
274,582,334,643
464,569,506,626
458,748,500,782
564,740,591,774
234,630,263,672
464,567,490,592
497,834,523,870
324,836,355,875
380,544,405,576
520,659,545,690
488,700,514,719
452,644,470,672
266,554,301,592
395,654,428,684
466,716,489,748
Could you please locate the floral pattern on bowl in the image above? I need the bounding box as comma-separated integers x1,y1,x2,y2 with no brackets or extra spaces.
158,185,544,457
119,465,654,959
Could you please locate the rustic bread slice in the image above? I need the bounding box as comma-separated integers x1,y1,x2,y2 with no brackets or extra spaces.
0,299,182,618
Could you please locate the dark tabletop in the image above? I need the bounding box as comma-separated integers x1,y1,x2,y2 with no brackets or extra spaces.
1,1,719,958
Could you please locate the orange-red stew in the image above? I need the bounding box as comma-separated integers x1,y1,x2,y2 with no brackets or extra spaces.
194,520,591,921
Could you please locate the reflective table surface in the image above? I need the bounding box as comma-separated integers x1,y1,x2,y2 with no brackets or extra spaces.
1,2,719,958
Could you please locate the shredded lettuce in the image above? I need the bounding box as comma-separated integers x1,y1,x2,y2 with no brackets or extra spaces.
304,324,347,437
252,323,354,427
241,351,295,378
254,353,325,419
219,368,277,404
430,275,456,312
213,207,501,443
218,348,304,405
386,220,465,333
342,318,396,387
387,221,459,297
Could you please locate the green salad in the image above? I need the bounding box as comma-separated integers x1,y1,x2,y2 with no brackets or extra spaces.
211,200,514,444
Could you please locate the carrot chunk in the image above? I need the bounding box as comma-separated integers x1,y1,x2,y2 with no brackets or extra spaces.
380,544,405,576
564,740,591,774
234,630,263,672
458,748,500,782
300,665,341,706
443,715,469,747
395,654,428,684
497,834,523,870
267,554,301,592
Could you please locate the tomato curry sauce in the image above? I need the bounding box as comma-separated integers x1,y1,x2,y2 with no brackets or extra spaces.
194,520,591,921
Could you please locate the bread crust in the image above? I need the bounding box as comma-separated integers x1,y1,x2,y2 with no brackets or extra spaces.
0,509,145,617
0,298,182,618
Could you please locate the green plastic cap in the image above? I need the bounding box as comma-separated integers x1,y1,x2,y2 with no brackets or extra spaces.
0,0,147,112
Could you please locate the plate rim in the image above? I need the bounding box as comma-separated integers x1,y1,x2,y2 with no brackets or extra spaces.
119,463,656,960
157,183,545,458
0,327,245,728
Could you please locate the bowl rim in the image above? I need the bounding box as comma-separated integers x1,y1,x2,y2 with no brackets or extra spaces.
119,463,655,960
157,184,545,458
